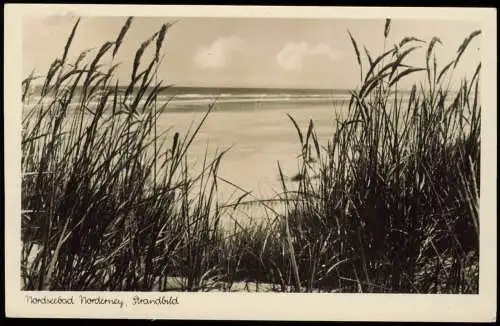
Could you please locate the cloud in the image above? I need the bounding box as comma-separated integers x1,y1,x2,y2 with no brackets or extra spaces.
43,12,77,26
276,42,340,71
194,36,246,69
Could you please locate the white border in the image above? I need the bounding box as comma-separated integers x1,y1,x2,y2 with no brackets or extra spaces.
4,4,497,321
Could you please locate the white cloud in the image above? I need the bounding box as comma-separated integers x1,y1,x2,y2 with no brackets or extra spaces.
194,36,246,69
276,42,340,71
43,13,77,26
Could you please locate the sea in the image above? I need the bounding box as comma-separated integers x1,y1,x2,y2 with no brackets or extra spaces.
155,88,350,193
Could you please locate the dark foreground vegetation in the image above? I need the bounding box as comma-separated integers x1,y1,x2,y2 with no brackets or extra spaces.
21,18,480,293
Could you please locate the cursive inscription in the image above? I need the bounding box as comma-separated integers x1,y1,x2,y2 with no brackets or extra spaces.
79,295,125,308
132,295,179,305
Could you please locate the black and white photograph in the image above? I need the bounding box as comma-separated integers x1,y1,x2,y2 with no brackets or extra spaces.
4,4,497,321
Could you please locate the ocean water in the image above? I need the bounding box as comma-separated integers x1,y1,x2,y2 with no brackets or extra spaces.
157,88,350,201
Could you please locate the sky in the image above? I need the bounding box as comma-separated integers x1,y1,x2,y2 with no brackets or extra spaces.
22,15,481,90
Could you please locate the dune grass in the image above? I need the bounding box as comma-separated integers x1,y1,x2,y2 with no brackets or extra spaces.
255,20,481,293
21,17,480,293
21,17,230,291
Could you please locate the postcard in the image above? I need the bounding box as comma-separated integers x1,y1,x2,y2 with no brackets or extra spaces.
4,4,497,321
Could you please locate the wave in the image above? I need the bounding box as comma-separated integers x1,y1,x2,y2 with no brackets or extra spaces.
24,89,427,114
157,92,353,104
